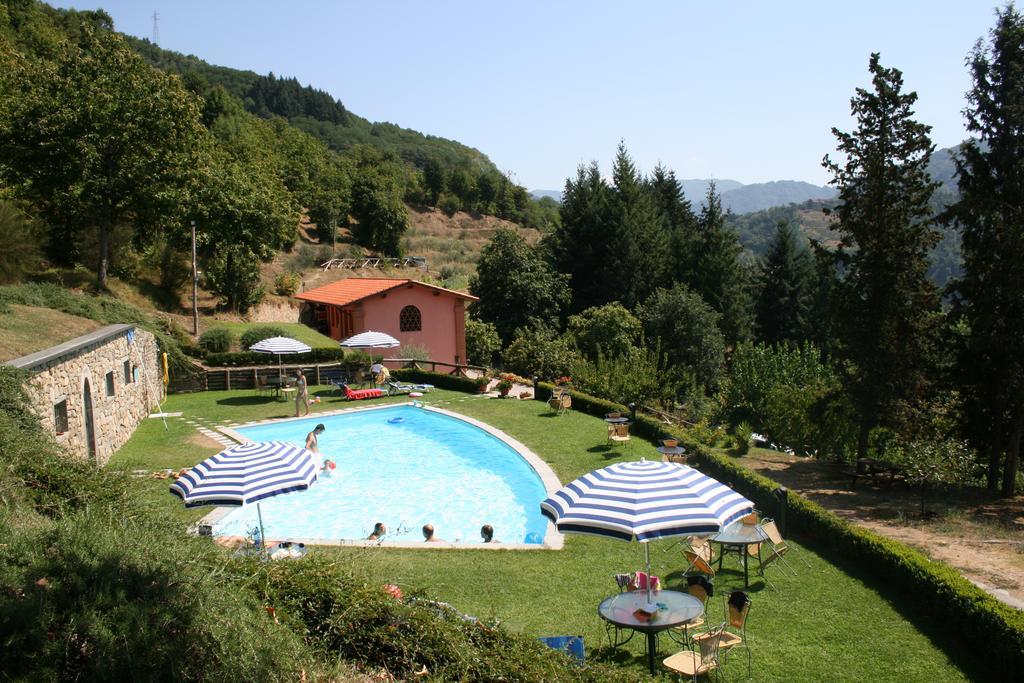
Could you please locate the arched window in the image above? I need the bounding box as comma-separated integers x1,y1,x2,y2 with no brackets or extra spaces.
399,305,422,332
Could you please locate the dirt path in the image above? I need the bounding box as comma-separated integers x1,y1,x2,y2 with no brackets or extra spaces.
737,450,1024,609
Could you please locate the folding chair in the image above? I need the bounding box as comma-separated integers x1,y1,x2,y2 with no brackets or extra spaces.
760,519,800,573
663,623,726,682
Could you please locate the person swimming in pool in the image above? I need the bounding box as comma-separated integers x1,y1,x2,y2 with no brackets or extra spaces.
480,524,498,543
422,523,445,542
305,424,325,452
368,522,386,541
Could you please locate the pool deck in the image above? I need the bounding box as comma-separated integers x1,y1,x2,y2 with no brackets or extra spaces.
205,401,565,550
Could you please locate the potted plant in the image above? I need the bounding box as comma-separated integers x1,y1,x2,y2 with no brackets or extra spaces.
496,376,514,397
473,375,491,393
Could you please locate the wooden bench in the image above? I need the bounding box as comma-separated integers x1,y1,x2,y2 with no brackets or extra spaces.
841,458,906,488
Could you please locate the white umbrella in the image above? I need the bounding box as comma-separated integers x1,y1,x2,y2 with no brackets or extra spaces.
170,441,319,547
249,336,312,376
541,459,754,601
339,330,400,349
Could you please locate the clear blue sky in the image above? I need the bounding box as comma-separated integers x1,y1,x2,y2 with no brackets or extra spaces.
53,0,1000,190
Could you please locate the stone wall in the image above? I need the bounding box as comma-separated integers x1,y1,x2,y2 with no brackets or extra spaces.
7,325,163,465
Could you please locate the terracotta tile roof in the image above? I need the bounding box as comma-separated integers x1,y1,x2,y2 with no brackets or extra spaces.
294,278,478,307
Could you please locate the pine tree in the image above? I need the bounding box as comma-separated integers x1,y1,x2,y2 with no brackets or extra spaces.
650,164,700,285
949,5,1024,496
547,161,614,313
608,142,669,308
823,53,940,458
692,183,752,343
755,222,816,345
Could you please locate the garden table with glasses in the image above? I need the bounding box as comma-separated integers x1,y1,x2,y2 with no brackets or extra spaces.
710,519,768,588
598,589,704,675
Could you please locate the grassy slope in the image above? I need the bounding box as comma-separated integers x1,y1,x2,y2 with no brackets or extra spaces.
111,390,972,681
0,304,102,361
205,321,338,349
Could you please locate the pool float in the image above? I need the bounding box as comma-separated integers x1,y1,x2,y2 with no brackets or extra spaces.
388,416,405,424
409,391,423,398
524,532,543,545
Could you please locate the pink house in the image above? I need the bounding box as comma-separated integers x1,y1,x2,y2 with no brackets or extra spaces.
295,278,478,365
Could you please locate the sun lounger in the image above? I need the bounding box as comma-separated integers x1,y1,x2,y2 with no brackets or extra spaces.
385,380,435,395
341,383,384,401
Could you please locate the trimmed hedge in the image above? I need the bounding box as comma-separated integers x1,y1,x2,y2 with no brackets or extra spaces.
536,382,1024,680
392,368,480,393
205,348,353,366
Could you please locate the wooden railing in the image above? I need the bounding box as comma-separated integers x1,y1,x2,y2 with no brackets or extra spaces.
170,358,491,392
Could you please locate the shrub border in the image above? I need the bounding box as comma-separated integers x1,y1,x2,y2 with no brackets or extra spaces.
391,368,479,393
535,381,1023,680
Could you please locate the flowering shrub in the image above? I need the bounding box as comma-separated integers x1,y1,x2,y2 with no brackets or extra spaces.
555,376,572,386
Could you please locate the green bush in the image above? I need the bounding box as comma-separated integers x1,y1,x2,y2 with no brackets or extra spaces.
198,327,233,353
239,325,286,350
205,348,348,366
731,421,753,454
273,272,302,296
392,368,479,393
536,379,1024,681
503,324,579,380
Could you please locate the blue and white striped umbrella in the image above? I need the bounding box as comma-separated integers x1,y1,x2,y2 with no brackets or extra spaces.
171,441,319,507
339,330,400,349
171,441,319,545
249,336,312,355
542,459,753,598
541,459,753,541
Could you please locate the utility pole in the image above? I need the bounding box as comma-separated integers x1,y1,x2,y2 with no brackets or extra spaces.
191,220,199,336
152,12,160,45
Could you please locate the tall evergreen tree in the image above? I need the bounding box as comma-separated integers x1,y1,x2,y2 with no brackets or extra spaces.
692,183,752,343
608,142,669,308
547,161,615,312
823,53,940,458
949,4,1024,496
650,164,700,284
755,222,816,345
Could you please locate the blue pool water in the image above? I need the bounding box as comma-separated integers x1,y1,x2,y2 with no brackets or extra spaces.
213,406,549,544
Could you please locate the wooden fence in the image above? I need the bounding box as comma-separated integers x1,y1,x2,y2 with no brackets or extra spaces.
169,358,489,393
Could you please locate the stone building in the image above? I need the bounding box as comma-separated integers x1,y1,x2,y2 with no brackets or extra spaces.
5,324,163,465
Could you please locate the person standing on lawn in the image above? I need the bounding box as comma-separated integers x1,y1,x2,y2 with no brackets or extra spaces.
295,369,310,417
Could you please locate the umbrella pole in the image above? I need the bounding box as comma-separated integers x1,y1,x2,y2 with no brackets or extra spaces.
278,354,283,378
256,502,268,553
645,542,652,603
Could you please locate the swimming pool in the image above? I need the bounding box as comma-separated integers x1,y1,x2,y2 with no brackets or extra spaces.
210,405,551,545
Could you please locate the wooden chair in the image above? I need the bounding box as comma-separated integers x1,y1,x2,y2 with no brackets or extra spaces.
608,422,631,446
671,579,711,646
663,624,726,682
549,388,571,415
760,519,800,572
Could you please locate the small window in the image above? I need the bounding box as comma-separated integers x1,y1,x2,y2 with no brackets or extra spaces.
54,400,68,434
124,360,132,384
399,305,422,332
105,371,115,396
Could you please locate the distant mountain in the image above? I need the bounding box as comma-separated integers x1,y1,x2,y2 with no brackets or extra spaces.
680,179,744,203
721,180,837,214
530,189,563,202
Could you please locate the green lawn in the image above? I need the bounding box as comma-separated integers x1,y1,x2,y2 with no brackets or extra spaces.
205,321,337,349
111,390,974,681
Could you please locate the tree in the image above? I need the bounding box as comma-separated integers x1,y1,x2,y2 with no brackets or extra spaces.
949,5,1024,496
571,341,682,409
636,283,726,391
469,229,570,344
823,53,940,459
0,202,42,283
546,161,613,312
755,222,816,345
502,322,579,380
650,164,700,283
0,28,207,287
567,302,642,360
349,164,408,256
607,143,670,307
423,159,446,206
691,183,753,343
464,318,501,366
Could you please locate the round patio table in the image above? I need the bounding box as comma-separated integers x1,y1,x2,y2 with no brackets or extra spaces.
598,589,703,675
604,416,630,424
656,445,686,463
710,520,768,587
